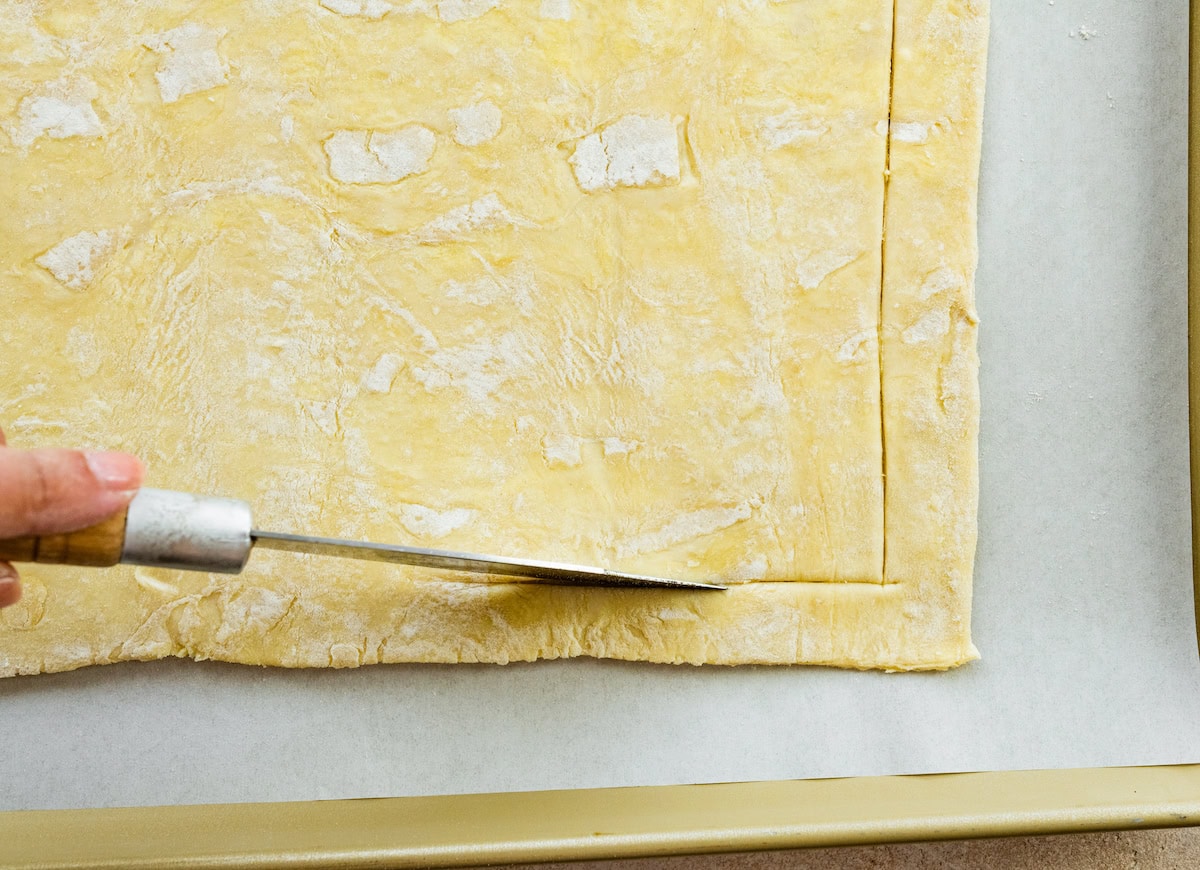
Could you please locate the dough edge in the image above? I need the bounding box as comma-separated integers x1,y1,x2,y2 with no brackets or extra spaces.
0,0,987,676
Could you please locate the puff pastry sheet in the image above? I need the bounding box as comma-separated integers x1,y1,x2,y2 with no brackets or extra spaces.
0,0,986,674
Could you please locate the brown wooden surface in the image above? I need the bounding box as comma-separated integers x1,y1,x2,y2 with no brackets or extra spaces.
493,828,1200,869
0,509,127,567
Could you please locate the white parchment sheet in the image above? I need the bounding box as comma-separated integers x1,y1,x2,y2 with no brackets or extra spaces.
4,0,1200,811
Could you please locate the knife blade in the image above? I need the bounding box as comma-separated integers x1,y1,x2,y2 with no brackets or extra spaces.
0,488,727,592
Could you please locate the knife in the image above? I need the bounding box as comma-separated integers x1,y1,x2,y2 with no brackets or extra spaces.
0,488,726,591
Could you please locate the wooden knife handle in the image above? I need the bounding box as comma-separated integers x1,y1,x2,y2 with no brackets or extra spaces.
0,509,128,567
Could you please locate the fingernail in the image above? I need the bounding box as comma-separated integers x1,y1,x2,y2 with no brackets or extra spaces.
84,452,144,491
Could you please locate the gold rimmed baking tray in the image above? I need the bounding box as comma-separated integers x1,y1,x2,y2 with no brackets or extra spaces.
2,766,1200,868
1,2,1199,866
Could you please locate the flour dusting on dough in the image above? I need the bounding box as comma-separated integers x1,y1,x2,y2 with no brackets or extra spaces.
543,434,583,468
145,24,228,104
619,503,753,557
398,503,476,537
443,261,536,314
761,110,828,149
891,121,933,144
836,328,877,363
730,554,768,582
362,353,404,393
538,0,572,19
919,266,963,299
36,230,114,290
214,588,295,644
320,0,393,17
384,0,501,21
902,306,951,344
325,127,436,184
570,115,680,191
162,176,317,209
12,83,104,147
411,194,528,243
602,437,638,456
65,328,101,377
793,249,860,291
435,0,502,22
449,100,502,146
410,331,533,410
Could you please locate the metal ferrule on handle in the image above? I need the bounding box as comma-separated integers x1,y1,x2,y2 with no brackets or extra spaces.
121,488,253,574
0,488,723,589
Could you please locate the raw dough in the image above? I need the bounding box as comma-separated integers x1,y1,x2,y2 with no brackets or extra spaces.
0,0,986,674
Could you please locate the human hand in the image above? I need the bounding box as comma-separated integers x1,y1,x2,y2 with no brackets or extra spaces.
0,426,144,608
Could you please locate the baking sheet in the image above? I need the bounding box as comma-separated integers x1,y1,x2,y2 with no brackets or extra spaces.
3,0,1200,812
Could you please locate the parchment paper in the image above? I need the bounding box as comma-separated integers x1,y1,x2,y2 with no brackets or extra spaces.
4,0,1200,812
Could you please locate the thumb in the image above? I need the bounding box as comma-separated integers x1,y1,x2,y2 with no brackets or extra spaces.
0,448,144,539
0,562,19,608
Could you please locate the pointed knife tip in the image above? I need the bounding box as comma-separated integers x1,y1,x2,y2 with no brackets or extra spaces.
605,571,728,591
681,580,728,591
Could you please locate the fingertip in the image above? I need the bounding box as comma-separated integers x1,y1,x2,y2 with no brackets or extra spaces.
84,451,145,492
0,448,146,538
0,564,21,609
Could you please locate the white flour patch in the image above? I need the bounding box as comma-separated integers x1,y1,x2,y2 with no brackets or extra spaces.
919,266,963,300
145,24,228,104
619,504,753,557
836,328,877,363
891,121,933,144
542,434,583,468
12,85,104,147
300,398,341,438
761,110,827,149
443,261,536,314
279,115,295,142
215,587,295,643
793,249,860,291
602,436,638,456
436,0,502,22
7,417,70,438
443,275,505,307
902,307,951,344
731,454,767,478
163,176,318,210
538,0,572,19
449,100,502,146
730,554,768,582
324,126,436,183
362,353,404,393
36,230,114,290
410,331,533,410
369,297,440,353
569,114,680,191
411,194,528,243
398,503,476,537
744,352,787,412
65,327,101,377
